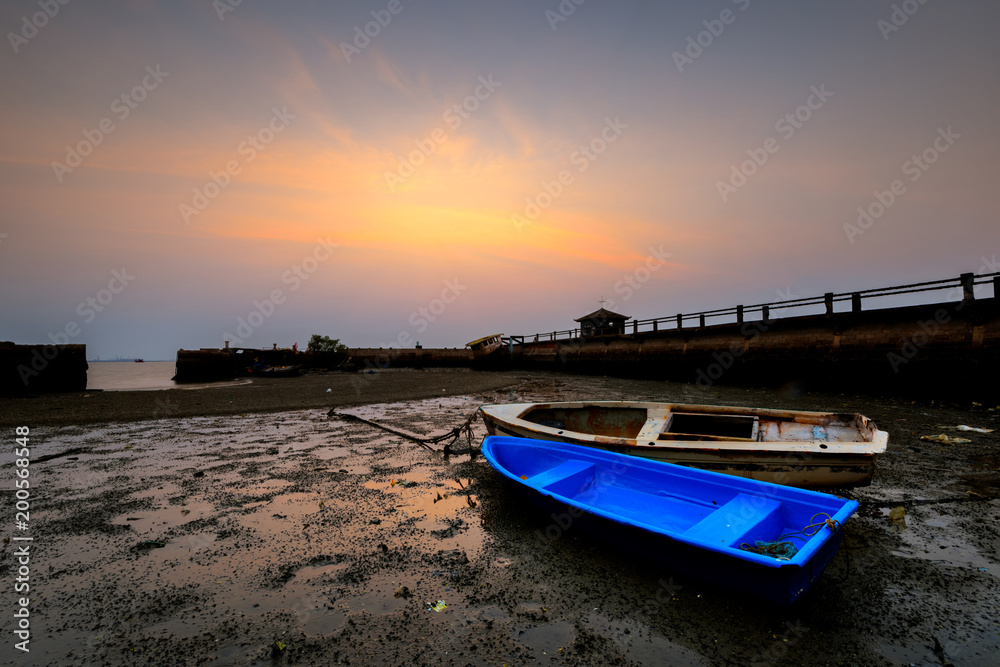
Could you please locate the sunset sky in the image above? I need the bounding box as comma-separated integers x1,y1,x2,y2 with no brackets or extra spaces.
2,0,998,360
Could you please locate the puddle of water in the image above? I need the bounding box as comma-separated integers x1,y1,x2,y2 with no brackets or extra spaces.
583,612,712,666
890,505,999,577
295,561,350,581
515,621,575,653
243,479,295,495
238,492,327,535
342,396,482,423
364,473,482,551
879,632,998,666
111,500,215,533
130,483,184,500
311,445,352,460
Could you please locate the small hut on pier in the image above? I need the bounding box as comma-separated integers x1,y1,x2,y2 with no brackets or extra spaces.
575,307,630,337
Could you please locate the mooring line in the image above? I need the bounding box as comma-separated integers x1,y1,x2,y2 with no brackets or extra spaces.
329,409,479,453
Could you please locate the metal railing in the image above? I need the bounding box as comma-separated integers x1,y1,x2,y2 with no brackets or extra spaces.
510,272,1000,344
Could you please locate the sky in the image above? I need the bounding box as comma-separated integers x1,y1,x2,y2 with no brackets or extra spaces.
1,0,998,360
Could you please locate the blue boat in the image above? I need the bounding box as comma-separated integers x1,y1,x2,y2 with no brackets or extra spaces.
481,436,859,605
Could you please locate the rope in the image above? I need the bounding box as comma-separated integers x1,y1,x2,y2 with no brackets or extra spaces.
330,409,479,453
802,512,842,536
739,539,800,559
739,512,842,560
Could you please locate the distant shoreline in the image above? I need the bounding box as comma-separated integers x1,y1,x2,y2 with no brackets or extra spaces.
0,369,518,428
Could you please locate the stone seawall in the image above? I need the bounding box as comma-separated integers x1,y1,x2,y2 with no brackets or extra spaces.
513,298,1000,401
0,342,88,393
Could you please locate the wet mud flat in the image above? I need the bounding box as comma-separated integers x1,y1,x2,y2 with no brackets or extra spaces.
2,372,998,666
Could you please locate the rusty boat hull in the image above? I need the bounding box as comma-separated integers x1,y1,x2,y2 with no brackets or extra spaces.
478,401,888,488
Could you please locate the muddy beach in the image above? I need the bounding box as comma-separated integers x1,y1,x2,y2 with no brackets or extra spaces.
2,370,998,666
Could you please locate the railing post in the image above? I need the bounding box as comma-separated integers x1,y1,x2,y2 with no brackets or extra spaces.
994,276,1000,300
736,305,743,325
824,292,834,316
852,293,862,313
653,320,658,332
699,314,706,328
961,272,975,303
633,320,638,334
677,314,683,330
762,305,769,321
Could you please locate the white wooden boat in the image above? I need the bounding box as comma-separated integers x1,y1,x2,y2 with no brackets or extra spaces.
479,401,888,488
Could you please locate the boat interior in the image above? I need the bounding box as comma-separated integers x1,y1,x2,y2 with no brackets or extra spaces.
505,448,842,554
521,404,873,444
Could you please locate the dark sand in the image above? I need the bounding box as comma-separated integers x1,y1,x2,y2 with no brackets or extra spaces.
0,369,518,428
1,371,998,666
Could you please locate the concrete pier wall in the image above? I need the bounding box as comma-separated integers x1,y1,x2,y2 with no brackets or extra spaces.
172,346,472,382
169,293,998,401
347,347,473,368
513,298,1000,401
0,342,88,393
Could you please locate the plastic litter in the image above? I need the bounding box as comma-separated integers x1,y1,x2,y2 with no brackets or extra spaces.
428,600,447,612
889,506,906,522
935,425,994,433
920,434,972,444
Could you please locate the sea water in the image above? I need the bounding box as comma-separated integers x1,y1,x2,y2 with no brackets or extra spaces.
86,361,249,391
